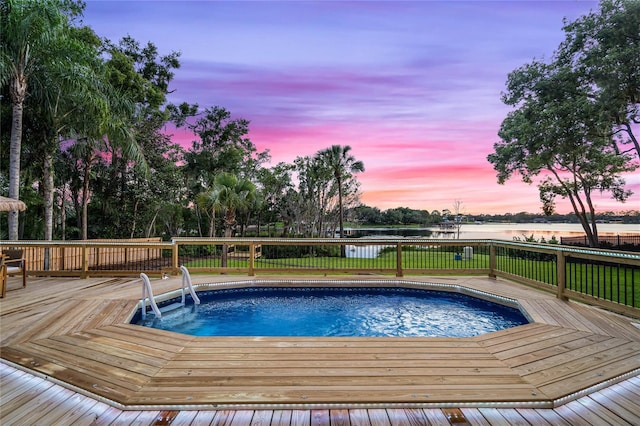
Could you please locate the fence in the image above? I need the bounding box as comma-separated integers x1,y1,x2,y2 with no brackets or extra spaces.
1,237,638,318
561,235,640,251
1,238,169,277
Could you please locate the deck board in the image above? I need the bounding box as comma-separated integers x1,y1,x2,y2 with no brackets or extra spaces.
1,275,639,424
2,359,640,424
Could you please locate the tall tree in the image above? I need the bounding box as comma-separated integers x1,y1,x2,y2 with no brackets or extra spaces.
0,0,70,239
318,145,364,255
68,37,180,239
34,24,127,241
182,106,269,234
560,0,640,160
256,163,295,236
489,59,636,247
200,173,256,266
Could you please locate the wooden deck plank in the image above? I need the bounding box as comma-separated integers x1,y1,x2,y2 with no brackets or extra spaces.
45,394,108,426
526,341,640,390
0,379,57,425
349,408,375,426
572,396,635,425
510,336,636,375
71,404,124,426
2,275,640,419
513,408,555,425
365,409,391,426
492,332,611,364
189,410,217,424
10,339,157,386
552,403,595,425
0,368,44,402
9,386,78,426
169,410,199,425
230,410,255,425
1,363,640,425
249,410,273,426
458,408,492,426
270,410,293,426
592,385,640,424
423,408,453,425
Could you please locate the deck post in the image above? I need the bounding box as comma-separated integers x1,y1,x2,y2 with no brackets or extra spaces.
556,250,568,300
249,243,255,276
81,244,88,279
172,241,179,275
396,242,403,277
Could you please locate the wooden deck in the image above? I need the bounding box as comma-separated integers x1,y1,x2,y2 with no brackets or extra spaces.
1,274,640,425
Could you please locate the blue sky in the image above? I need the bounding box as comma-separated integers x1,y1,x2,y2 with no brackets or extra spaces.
82,0,639,214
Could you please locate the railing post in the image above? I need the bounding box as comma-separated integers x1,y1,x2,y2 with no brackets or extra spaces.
556,250,567,301
172,241,179,275
489,243,496,279
81,244,89,279
60,246,65,271
249,243,256,276
396,242,403,277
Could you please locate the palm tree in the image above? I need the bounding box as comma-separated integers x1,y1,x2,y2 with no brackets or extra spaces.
197,187,222,238
200,173,256,266
214,173,257,237
318,145,365,256
38,26,135,241
0,0,69,239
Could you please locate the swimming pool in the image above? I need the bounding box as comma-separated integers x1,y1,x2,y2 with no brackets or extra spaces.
132,283,530,337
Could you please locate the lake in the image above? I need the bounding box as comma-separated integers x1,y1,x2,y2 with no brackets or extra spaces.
346,223,640,241
344,223,639,258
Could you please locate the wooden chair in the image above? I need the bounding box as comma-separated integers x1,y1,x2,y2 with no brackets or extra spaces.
2,249,26,293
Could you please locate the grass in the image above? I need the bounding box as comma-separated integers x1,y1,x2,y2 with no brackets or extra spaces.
183,246,639,308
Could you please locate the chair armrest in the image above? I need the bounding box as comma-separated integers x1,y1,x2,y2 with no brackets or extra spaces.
4,258,24,268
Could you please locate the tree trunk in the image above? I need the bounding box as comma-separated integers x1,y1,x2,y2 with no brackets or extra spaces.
43,151,55,241
130,200,139,238
209,209,215,237
623,122,640,159
8,77,26,240
60,187,66,240
82,165,91,240
337,177,346,257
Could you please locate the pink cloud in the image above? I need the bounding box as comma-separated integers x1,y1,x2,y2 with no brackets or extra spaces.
92,0,628,215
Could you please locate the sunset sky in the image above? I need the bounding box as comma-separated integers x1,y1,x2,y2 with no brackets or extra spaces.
82,0,639,215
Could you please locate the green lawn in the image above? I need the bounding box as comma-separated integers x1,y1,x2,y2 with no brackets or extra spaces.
184,248,639,308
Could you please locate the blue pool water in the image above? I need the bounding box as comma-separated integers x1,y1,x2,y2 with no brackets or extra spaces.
132,286,529,337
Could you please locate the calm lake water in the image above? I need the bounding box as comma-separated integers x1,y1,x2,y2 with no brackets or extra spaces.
348,223,640,241
344,223,639,258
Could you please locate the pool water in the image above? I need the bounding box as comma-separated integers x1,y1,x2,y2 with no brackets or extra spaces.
132,286,529,337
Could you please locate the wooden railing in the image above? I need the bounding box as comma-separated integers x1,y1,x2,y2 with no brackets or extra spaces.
1,237,638,318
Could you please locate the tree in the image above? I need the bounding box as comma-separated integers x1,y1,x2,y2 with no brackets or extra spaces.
0,0,71,239
318,145,364,255
199,173,256,266
560,0,640,160
183,106,268,185
295,155,335,237
256,163,295,236
182,106,269,234
452,200,464,239
214,173,256,238
33,24,127,241
489,58,636,247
